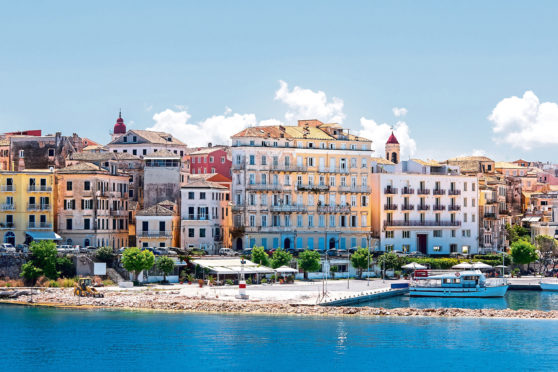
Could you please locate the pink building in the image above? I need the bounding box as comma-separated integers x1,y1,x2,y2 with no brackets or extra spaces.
188,145,231,179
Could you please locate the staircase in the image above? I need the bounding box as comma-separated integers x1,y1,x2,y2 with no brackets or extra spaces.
106,268,126,284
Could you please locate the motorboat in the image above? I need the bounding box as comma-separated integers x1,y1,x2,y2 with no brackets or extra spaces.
540,280,558,291
410,270,508,298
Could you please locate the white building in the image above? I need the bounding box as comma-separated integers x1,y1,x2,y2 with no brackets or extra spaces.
180,179,231,253
107,129,188,158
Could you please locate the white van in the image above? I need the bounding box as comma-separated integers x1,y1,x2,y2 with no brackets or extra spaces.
219,248,238,256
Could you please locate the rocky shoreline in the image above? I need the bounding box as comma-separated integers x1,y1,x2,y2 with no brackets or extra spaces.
2,288,558,320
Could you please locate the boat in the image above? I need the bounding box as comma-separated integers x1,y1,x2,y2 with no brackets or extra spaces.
409,270,508,298
540,281,558,291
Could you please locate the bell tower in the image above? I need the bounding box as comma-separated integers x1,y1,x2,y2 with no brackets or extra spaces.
385,131,400,164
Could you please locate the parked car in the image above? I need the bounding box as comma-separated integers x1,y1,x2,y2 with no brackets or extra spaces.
241,248,252,256
154,247,169,255
168,247,183,255
326,249,338,257
16,244,29,253
85,246,97,253
1,243,16,253
219,248,238,256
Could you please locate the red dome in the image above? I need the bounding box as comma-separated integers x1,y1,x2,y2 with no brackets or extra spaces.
114,111,126,134
386,131,399,145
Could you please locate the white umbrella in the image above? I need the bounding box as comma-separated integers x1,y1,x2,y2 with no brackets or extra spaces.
274,266,298,273
452,262,473,269
402,262,427,270
471,262,493,270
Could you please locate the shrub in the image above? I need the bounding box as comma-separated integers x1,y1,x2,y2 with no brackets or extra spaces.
95,246,115,264
36,276,50,287
102,279,115,286
56,278,75,288
261,278,268,284
251,246,270,267
225,279,234,285
246,277,252,285
48,280,60,288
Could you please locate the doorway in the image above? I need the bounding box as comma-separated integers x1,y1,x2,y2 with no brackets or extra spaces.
417,234,427,254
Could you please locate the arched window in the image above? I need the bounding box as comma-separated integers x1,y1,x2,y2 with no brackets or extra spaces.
84,239,90,247
391,152,398,164
4,231,15,245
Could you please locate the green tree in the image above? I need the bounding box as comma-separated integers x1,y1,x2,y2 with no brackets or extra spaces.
251,246,269,266
506,224,530,244
20,241,60,283
270,248,293,269
510,240,538,268
535,235,558,274
330,265,338,279
95,246,115,265
377,252,403,276
297,250,320,280
156,256,175,283
350,248,370,278
56,256,75,278
121,247,155,283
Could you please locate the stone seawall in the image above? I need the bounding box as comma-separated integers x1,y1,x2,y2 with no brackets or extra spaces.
0,255,27,279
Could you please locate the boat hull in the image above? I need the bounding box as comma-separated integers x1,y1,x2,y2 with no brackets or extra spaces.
540,282,558,291
409,285,509,298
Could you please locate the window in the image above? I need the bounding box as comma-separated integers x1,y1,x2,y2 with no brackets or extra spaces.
188,192,195,200
66,219,73,230
67,181,73,191
84,218,91,230
385,245,394,252
402,231,410,239
209,156,214,163
385,231,394,239
221,156,225,164
48,148,55,157
188,228,195,237
200,192,206,200
19,150,24,158
249,155,255,165
402,245,410,253
297,215,303,227
84,181,91,191
200,228,206,238
308,215,314,227
433,230,442,238
261,215,267,227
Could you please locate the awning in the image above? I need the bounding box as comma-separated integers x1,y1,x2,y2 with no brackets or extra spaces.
26,231,62,241
521,216,541,222
192,258,275,275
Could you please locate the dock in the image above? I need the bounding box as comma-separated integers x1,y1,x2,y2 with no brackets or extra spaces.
319,286,408,306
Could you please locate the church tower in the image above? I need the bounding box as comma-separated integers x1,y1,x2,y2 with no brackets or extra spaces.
386,131,400,164
111,111,127,141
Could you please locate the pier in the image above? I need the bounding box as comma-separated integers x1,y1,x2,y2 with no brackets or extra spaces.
320,285,409,306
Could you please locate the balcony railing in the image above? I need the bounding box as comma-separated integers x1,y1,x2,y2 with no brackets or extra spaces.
247,183,282,191
448,189,461,196
296,184,329,192
384,204,398,210
0,223,15,229
0,186,15,192
183,215,211,221
0,203,15,211
485,199,497,204
138,231,173,238
270,164,307,172
433,189,446,196
28,222,52,229
317,205,351,214
432,205,446,211
270,204,307,213
384,187,398,194
448,205,461,211
384,220,461,227
110,209,128,216
232,163,245,170
417,189,430,195
401,204,414,211
27,204,51,211
484,213,497,219
338,185,370,193
417,205,430,211
28,185,53,192
401,188,414,195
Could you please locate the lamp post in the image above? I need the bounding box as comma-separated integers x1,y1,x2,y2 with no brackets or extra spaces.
367,234,371,287
347,249,350,289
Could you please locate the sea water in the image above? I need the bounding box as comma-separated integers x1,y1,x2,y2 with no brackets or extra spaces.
1,305,558,371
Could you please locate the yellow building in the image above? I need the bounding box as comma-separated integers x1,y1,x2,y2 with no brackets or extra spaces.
231,119,373,251
0,170,59,246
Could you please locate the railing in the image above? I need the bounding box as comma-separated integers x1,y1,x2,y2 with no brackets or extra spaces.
401,204,414,211
0,203,15,211
485,199,497,204
231,204,246,212
384,204,398,210
499,209,510,215
448,189,461,196
417,205,430,211
138,231,173,238
232,163,245,170
384,187,398,194
433,189,445,196
484,213,497,218
433,205,446,211
448,205,461,211
110,209,127,216
317,167,351,174
28,186,52,192
27,204,51,211
401,188,414,195
270,164,307,172
417,189,430,195
296,184,329,192
28,222,52,229
183,215,211,220
384,220,461,227
317,205,351,214
0,186,15,192
270,205,307,213
338,185,370,193
247,183,282,191
0,223,15,229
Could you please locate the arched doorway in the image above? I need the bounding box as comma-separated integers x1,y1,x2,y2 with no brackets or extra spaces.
329,238,336,249
4,232,15,245
284,238,291,250
236,238,243,251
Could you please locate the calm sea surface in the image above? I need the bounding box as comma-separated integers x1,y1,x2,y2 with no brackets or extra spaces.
358,290,558,310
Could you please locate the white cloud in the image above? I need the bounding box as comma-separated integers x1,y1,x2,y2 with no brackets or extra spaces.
147,108,258,147
488,90,558,150
392,107,408,117
274,80,345,124
357,118,416,159
471,149,486,157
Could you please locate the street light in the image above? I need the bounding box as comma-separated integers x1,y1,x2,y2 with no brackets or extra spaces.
367,234,371,287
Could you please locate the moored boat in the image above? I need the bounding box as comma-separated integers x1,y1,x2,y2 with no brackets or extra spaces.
540,281,558,291
410,270,508,298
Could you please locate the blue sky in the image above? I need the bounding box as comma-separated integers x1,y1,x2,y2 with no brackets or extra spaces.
1,1,557,161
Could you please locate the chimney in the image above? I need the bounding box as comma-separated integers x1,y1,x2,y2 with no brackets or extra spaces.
208,142,212,148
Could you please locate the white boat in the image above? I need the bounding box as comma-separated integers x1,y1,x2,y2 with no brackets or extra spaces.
410,270,508,298
540,281,558,291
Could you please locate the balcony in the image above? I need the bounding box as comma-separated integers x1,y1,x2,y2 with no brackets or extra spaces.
417,189,430,195
433,189,446,196
232,163,245,170
317,204,351,214
28,204,51,211
296,184,329,192
384,220,461,227
432,205,446,211
270,164,306,172
270,204,307,213
384,187,398,194
28,222,53,229
401,204,414,211
0,203,15,211
0,222,15,229
401,187,414,195
484,212,497,219
338,185,370,193
28,185,52,192
499,209,510,215
183,214,211,221
138,231,173,238
448,205,461,211
317,167,350,174
384,204,398,211
0,186,15,192
417,205,430,211
485,199,497,204
110,209,128,216
247,183,282,191
448,189,461,196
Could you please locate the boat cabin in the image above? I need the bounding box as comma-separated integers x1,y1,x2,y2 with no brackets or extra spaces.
416,271,486,288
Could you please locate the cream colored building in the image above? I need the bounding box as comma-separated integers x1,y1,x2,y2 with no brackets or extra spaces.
230,119,373,251
136,201,179,248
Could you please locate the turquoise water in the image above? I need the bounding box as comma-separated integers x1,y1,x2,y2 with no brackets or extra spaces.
1,305,558,371
358,290,558,310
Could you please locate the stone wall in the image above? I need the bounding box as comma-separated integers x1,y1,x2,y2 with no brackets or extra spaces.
0,254,27,279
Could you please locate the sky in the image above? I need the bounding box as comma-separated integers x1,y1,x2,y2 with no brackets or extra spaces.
1,1,558,162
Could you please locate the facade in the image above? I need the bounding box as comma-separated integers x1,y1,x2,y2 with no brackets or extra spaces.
143,150,181,208
230,119,373,252
136,201,180,248
55,163,129,248
477,174,511,253
107,129,188,158
188,145,232,178
180,179,231,253
0,170,58,246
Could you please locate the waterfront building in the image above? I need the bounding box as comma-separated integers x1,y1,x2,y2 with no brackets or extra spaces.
188,144,232,178
180,179,231,253
230,119,373,251
55,163,129,248
136,200,180,248
477,174,511,253
0,170,58,245
143,150,181,208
